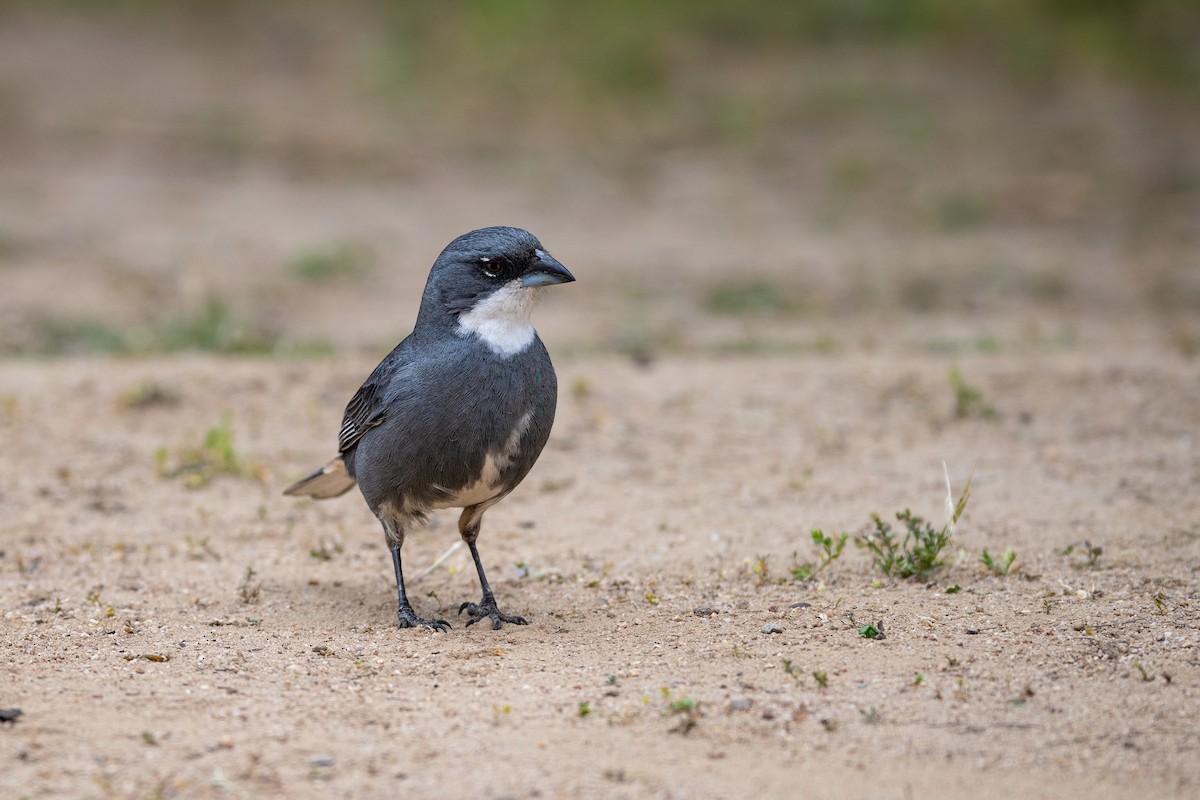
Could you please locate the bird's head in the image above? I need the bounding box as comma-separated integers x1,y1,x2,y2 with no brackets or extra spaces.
420,226,575,356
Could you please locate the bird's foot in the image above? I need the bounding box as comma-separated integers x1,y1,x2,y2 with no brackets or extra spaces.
397,604,451,632
458,598,528,630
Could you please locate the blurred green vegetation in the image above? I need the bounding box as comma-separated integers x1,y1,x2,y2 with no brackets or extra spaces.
33,1,1200,139
373,0,1200,132
6,0,1196,356
288,242,376,284
13,298,334,357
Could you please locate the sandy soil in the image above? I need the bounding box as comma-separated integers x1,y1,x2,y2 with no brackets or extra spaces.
1,6,1199,800
2,351,1198,799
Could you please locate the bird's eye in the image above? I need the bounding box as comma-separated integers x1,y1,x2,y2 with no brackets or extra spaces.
479,258,499,278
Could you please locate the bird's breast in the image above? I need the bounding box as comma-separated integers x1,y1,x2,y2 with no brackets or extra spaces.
426,409,535,510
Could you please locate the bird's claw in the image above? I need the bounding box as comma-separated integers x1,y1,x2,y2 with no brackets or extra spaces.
458,600,529,630
397,606,451,632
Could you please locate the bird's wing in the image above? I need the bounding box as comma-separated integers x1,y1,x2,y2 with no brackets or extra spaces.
337,350,415,454
337,378,386,453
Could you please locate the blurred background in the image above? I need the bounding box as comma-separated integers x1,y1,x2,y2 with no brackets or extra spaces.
0,0,1197,359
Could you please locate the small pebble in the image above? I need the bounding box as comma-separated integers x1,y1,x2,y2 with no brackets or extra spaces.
966,626,980,635
761,622,784,634
729,698,753,711
789,602,812,609
693,606,716,617
310,756,335,767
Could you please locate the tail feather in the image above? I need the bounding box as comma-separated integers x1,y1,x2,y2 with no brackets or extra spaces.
283,457,356,499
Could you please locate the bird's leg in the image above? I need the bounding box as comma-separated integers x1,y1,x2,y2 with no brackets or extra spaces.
384,522,450,632
457,508,529,630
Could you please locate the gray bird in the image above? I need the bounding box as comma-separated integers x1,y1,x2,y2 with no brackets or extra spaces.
284,226,574,631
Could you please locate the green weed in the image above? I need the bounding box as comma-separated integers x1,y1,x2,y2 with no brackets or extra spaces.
289,242,375,283
705,279,803,316
157,297,278,354
119,381,181,410
980,548,1016,575
238,566,261,604
309,541,344,561
980,548,1018,576
857,473,971,580
157,414,259,489
184,535,221,562
857,621,885,639
18,297,284,356
27,318,129,355
791,529,848,581
930,189,989,232
662,689,700,734
948,367,997,419
750,554,770,584
1060,540,1103,569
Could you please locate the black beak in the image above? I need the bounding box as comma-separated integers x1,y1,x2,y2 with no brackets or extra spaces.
521,249,575,287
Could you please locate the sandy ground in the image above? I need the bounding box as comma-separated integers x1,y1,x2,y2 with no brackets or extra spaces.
2,351,1198,799
2,6,1200,800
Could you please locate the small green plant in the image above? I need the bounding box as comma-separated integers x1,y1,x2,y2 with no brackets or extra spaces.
1152,593,1167,616
577,701,592,717
948,366,997,419
289,242,374,283
932,189,989,232
913,672,925,687
791,529,848,581
157,414,258,489
309,541,344,561
1059,540,1103,568
184,535,221,562
857,621,885,639
661,689,700,735
811,670,829,689
238,566,261,604
857,473,971,580
980,548,1018,576
27,317,130,355
705,279,801,316
750,554,770,583
158,297,278,354
118,381,181,410
666,696,697,715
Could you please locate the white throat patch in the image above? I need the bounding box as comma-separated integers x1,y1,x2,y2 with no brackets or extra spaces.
456,280,541,357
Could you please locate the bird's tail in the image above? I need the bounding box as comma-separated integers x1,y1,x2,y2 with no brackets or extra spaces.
283,457,356,499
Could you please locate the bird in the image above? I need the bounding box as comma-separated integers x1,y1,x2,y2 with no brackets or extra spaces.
284,226,574,631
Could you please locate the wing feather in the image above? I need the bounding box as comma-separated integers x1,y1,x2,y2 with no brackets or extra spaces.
336,351,414,454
